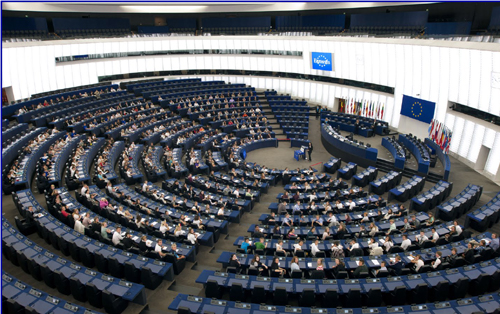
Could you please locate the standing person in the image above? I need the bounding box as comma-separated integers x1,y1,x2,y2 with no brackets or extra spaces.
306,142,313,162
315,106,321,120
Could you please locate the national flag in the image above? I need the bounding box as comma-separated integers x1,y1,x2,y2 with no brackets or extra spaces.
380,102,385,120
428,119,434,137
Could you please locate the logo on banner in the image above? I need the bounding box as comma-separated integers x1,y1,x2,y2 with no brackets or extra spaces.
411,102,423,119
311,52,333,71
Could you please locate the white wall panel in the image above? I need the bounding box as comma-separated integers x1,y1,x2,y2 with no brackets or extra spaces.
145,59,154,72
24,47,37,95
169,40,179,51
55,66,66,91
450,116,464,154
2,48,12,87
403,45,413,96
490,52,500,116
448,49,460,102
479,51,492,113
458,49,471,106
420,46,431,100
136,58,146,72
467,124,485,162
429,47,440,103
186,39,195,50
304,81,311,100
485,134,500,175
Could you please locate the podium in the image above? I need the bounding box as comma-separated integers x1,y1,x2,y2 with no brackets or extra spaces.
294,150,305,161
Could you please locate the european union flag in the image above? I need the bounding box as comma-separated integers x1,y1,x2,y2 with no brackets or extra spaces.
400,95,436,124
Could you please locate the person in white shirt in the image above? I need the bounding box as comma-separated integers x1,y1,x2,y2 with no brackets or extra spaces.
142,181,149,192
432,251,442,269
401,235,412,250
155,239,167,258
326,212,338,227
349,239,360,251
81,184,89,195
310,239,320,257
276,240,287,256
348,199,356,211
415,230,428,245
112,227,124,245
453,221,462,235
233,189,240,198
411,255,424,272
217,207,225,217
368,238,379,250
383,236,394,252
187,228,199,245
159,221,169,234
336,200,344,211
294,240,304,254
431,228,439,242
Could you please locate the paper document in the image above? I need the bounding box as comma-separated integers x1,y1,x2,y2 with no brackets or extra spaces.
371,260,380,266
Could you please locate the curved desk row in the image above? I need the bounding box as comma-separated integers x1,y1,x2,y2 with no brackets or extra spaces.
129,78,199,93
381,137,406,169
5,84,118,120
2,128,46,171
38,92,129,129
369,171,402,195
102,141,123,183
323,157,341,174
143,121,191,146
465,191,500,232
12,189,174,287
164,178,252,212
410,181,453,212
64,97,140,133
170,290,500,314
2,218,146,307
132,78,207,94
425,138,451,181
76,137,105,185
155,86,254,103
147,82,243,100
337,162,357,180
48,135,84,187
323,120,374,138
2,270,103,314
103,108,161,140
321,112,389,135
435,184,482,222
352,166,378,188
321,124,378,168
141,182,240,224
3,123,28,145
399,135,430,175
388,175,426,202
143,81,226,99
271,105,310,113
236,139,279,161
15,131,66,190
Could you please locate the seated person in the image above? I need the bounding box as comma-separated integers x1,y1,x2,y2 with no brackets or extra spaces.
170,243,186,260
240,237,251,253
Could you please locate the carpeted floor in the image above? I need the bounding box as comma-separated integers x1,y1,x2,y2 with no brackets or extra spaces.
2,115,500,314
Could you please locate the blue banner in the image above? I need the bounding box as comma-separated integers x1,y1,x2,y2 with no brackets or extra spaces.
311,52,333,71
400,95,435,124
